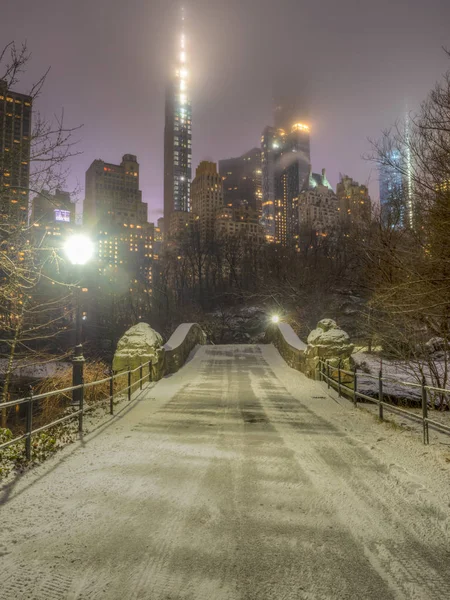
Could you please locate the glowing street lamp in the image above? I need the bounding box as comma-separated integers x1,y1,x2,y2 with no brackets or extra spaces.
64,234,94,409
64,234,95,266
271,315,280,324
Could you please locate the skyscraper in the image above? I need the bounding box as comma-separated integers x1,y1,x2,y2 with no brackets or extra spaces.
219,148,262,215
191,161,223,239
379,149,411,228
84,154,153,298
163,9,192,238
261,122,311,245
0,79,32,226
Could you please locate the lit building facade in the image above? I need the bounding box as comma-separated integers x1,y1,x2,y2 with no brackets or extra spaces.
0,79,32,226
190,161,223,239
297,168,338,238
84,154,153,299
219,148,262,215
379,149,413,227
168,210,197,241
216,205,265,244
261,123,311,245
336,175,371,227
152,217,164,260
31,189,76,246
164,11,192,237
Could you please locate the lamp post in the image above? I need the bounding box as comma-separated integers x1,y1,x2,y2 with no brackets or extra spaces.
271,315,280,324
63,234,94,407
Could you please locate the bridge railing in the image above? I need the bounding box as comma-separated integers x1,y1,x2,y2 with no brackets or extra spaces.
0,360,155,461
318,358,450,445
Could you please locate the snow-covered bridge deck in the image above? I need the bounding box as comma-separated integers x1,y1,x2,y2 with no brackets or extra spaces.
1,344,450,599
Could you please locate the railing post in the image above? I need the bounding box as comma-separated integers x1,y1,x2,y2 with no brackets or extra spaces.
327,360,330,389
338,360,342,397
128,369,131,402
148,360,152,383
378,369,384,421
110,369,114,415
79,376,85,435
25,386,33,461
353,366,358,407
139,364,143,390
422,376,429,445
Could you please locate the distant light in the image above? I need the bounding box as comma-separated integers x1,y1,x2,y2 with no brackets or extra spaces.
271,315,280,324
180,51,186,63
180,80,186,91
180,68,188,78
180,93,187,105
272,143,279,149
292,123,310,133
64,234,94,266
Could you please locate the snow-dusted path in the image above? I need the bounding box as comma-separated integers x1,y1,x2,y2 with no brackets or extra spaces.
1,345,450,600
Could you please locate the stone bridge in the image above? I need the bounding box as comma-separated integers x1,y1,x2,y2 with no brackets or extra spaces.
1,323,449,599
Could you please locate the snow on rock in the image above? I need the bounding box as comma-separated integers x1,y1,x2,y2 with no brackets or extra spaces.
426,337,447,354
307,319,350,346
305,319,354,379
113,323,164,374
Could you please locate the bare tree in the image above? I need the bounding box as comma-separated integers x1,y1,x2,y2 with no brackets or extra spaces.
364,55,450,401
0,42,82,426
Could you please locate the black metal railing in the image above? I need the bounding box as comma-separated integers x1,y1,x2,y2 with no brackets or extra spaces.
0,361,154,460
318,359,450,445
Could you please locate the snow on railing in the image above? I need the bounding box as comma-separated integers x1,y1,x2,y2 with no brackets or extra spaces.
318,359,450,445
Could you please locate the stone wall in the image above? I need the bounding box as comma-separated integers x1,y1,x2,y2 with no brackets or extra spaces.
265,319,353,382
265,323,307,372
163,324,207,375
112,322,207,384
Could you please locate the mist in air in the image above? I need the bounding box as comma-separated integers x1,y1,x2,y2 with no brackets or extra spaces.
1,0,448,218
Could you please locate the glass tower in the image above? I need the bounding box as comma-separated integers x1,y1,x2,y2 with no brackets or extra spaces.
163,10,192,236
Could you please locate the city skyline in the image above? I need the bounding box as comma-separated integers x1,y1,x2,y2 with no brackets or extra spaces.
1,0,449,223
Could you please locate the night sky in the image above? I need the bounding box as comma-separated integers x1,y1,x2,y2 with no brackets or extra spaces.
1,0,449,222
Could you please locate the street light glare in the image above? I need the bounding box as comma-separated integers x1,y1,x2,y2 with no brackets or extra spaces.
271,315,280,324
64,234,95,266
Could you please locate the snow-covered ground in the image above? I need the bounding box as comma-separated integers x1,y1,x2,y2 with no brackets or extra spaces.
351,351,450,432
1,345,450,599
0,359,71,380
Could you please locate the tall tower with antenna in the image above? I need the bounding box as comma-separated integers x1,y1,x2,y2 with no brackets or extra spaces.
163,6,192,237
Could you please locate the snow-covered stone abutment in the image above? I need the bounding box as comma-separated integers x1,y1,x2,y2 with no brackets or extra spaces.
113,322,207,382
265,319,353,381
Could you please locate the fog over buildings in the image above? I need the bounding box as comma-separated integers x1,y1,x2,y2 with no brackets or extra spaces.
1,0,449,221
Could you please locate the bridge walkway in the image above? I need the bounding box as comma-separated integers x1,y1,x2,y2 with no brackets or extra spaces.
1,344,449,599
